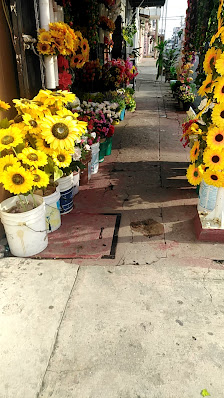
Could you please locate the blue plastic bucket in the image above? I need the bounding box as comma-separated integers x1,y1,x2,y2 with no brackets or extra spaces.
58,174,74,215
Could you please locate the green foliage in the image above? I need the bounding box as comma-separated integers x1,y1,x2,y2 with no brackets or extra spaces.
122,21,137,47
155,40,167,80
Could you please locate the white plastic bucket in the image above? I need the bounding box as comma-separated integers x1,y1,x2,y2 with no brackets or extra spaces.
58,173,74,214
0,194,48,257
91,142,100,174
73,170,80,197
43,187,61,233
198,179,218,212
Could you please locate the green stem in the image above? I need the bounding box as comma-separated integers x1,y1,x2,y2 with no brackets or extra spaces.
30,190,37,208
18,194,27,212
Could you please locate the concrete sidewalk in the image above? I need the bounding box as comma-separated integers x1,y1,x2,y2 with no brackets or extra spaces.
1,58,224,398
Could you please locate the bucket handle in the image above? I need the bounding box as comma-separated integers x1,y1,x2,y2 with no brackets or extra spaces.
18,222,47,233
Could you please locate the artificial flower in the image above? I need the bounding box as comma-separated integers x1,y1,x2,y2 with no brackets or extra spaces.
198,74,214,97
1,165,34,195
203,169,224,187
186,163,203,186
18,147,48,167
212,103,224,128
36,42,53,55
52,149,72,167
0,154,20,178
0,100,10,111
215,53,224,75
32,169,49,188
38,31,52,43
214,77,224,103
203,48,221,74
207,127,224,149
190,141,200,162
203,148,224,171
0,126,23,151
40,115,83,150
35,137,53,155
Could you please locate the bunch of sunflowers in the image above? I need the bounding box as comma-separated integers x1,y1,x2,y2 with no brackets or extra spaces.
0,90,87,200
37,22,89,69
184,0,224,188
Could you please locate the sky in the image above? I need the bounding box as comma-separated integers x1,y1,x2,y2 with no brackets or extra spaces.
159,0,188,40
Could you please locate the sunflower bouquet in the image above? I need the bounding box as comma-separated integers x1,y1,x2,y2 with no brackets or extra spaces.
184,0,224,189
37,23,90,69
0,90,87,209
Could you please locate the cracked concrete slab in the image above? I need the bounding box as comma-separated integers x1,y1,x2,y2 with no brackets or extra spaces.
0,258,79,398
38,263,224,398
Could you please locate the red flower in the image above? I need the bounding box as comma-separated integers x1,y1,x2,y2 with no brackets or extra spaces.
59,70,72,90
107,125,115,137
58,55,69,71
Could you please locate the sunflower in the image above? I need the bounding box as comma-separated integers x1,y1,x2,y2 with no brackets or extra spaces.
203,169,224,187
198,74,214,97
40,115,83,150
207,126,224,149
0,126,23,151
212,103,224,127
214,77,224,103
18,148,48,167
190,141,200,162
203,48,221,74
56,108,75,119
81,38,90,56
35,137,53,155
1,165,34,195
37,42,53,55
0,100,10,111
38,30,52,43
215,53,224,75
13,98,48,119
70,54,84,69
75,30,83,41
186,163,203,186
0,155,20,180
32,169,49,188
52,149,72,167
203,148,224,171
65,31,74,52
22,113,41,135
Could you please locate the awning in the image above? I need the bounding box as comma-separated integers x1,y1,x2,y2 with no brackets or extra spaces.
129,0,165,7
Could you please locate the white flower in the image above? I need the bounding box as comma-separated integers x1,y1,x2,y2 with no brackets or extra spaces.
107,112,112,118
85,144,90,151
73,147,82,161
82,100,87,106
91,132,96,139
198,98,207,110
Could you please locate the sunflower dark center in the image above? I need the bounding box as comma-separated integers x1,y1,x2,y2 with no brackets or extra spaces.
193,171,199,177
215,133,223,142
44,140,51,148
210,57,215,66
3,163,12,171
12,173,25,185
27,153,38,161
211,174,218,181
52,123,69,139
222,86,224,94
29,120,38,127
212,155,220,163
42,44,48,50
57,154,66,162
33,174,40,182
2,135,14,145
83,44,86,50
74,57,79,63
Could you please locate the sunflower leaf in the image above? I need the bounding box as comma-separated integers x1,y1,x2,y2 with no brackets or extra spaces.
201,389,211,396
53,166,63,181
0,118,10,129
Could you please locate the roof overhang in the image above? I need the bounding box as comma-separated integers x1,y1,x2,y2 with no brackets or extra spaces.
129,0,165,7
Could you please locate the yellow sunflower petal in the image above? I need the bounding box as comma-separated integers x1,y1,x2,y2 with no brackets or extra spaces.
1,165,34,195
203,169,224,187
212,103,224,127
18,147,48,167
203,148,224,171
207,127,224,149
186,163,203,186
190,141,200,162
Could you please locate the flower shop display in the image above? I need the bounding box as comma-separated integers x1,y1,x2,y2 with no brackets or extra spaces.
183,0,224,231
58,55,72,90
99,16,115,33
0,90,87,255
102,58,138,91
74,59,102,92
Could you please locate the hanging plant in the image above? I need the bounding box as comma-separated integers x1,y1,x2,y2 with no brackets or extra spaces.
122,21,137,47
